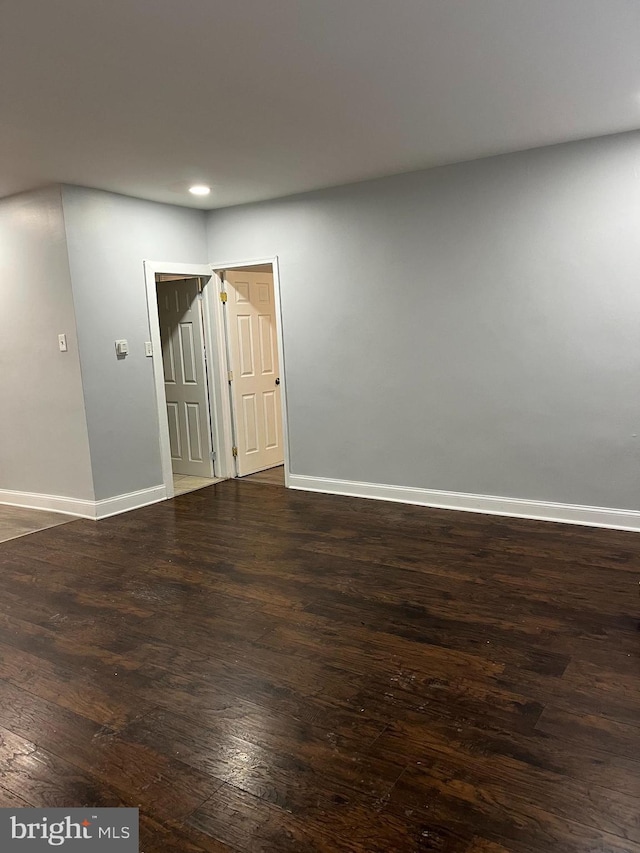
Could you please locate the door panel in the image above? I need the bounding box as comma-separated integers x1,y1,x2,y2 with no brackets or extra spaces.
225,269,284,476
166,402,181,458
242,393,259,453
157,277,214,477
258,314,275,373
263,390,278,449
185,402,204,462
179,323,198,383
163,333,176,383
237,315,254,376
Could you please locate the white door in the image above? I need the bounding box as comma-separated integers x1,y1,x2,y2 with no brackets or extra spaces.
157,277,214,477
224,269,284,476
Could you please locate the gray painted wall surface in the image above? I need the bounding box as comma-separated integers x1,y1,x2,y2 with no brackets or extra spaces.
207,131,640,510
0,186,93,499
62,186,208,500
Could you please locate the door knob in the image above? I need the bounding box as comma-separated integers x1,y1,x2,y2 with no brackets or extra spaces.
275,378,280,385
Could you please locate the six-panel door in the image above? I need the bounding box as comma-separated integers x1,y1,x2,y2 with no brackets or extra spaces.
157,277,215,477
225,270,284,476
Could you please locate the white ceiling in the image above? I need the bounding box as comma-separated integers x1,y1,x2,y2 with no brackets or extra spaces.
2,0,640,209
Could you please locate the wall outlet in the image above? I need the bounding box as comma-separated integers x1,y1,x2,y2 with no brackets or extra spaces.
115,339,129,357
144,341,153,357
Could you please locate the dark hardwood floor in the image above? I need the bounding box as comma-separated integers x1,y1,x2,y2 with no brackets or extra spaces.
0,478,639,852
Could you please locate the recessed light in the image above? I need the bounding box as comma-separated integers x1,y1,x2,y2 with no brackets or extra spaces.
189,184,211,196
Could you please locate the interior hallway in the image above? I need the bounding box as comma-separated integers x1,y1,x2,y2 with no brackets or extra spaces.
0,477,637,852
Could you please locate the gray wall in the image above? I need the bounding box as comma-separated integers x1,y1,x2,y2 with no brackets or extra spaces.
0,186,93,499
207,131,640,511
62,186,208,500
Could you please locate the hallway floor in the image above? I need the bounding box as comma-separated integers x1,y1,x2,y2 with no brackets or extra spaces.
173,474,223,496
0,479,638,851
240,465,285,486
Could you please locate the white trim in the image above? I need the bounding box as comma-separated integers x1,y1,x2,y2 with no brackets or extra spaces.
143,261,221,496
288,474,640,532
200,279,232,479
0,489,96,519
208,269,237,479
0,485,166,520
94,485,167,520
209,257,291,486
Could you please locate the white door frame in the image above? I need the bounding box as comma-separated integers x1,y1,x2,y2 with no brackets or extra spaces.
209,256,291,487
143,261,231,498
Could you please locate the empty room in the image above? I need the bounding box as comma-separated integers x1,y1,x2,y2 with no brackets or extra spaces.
1,1,640,851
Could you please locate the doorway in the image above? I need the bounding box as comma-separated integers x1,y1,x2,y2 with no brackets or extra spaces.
144,257,289,500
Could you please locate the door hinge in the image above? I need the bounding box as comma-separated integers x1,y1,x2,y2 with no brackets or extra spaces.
232,446,238,457
219,291,228,303
227,370,233,382
210,450,216,460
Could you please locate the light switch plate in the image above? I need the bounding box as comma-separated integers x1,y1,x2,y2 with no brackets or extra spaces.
58,334,67,352
144,341,153,357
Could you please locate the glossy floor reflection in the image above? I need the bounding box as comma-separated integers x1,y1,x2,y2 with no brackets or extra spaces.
0,479,639,851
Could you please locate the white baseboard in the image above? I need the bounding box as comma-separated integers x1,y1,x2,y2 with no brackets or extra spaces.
0,485,167,521
288,474,640,533
94,485,167,520
5,475,637,533
0,489,96,518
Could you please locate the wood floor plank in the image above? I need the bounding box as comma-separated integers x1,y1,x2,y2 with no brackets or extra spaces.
370,709,640,798
121,705,402,802
0,784,33,808
138,813,235,853
187,781,445,853
0,746,130,810
0,639,154,729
